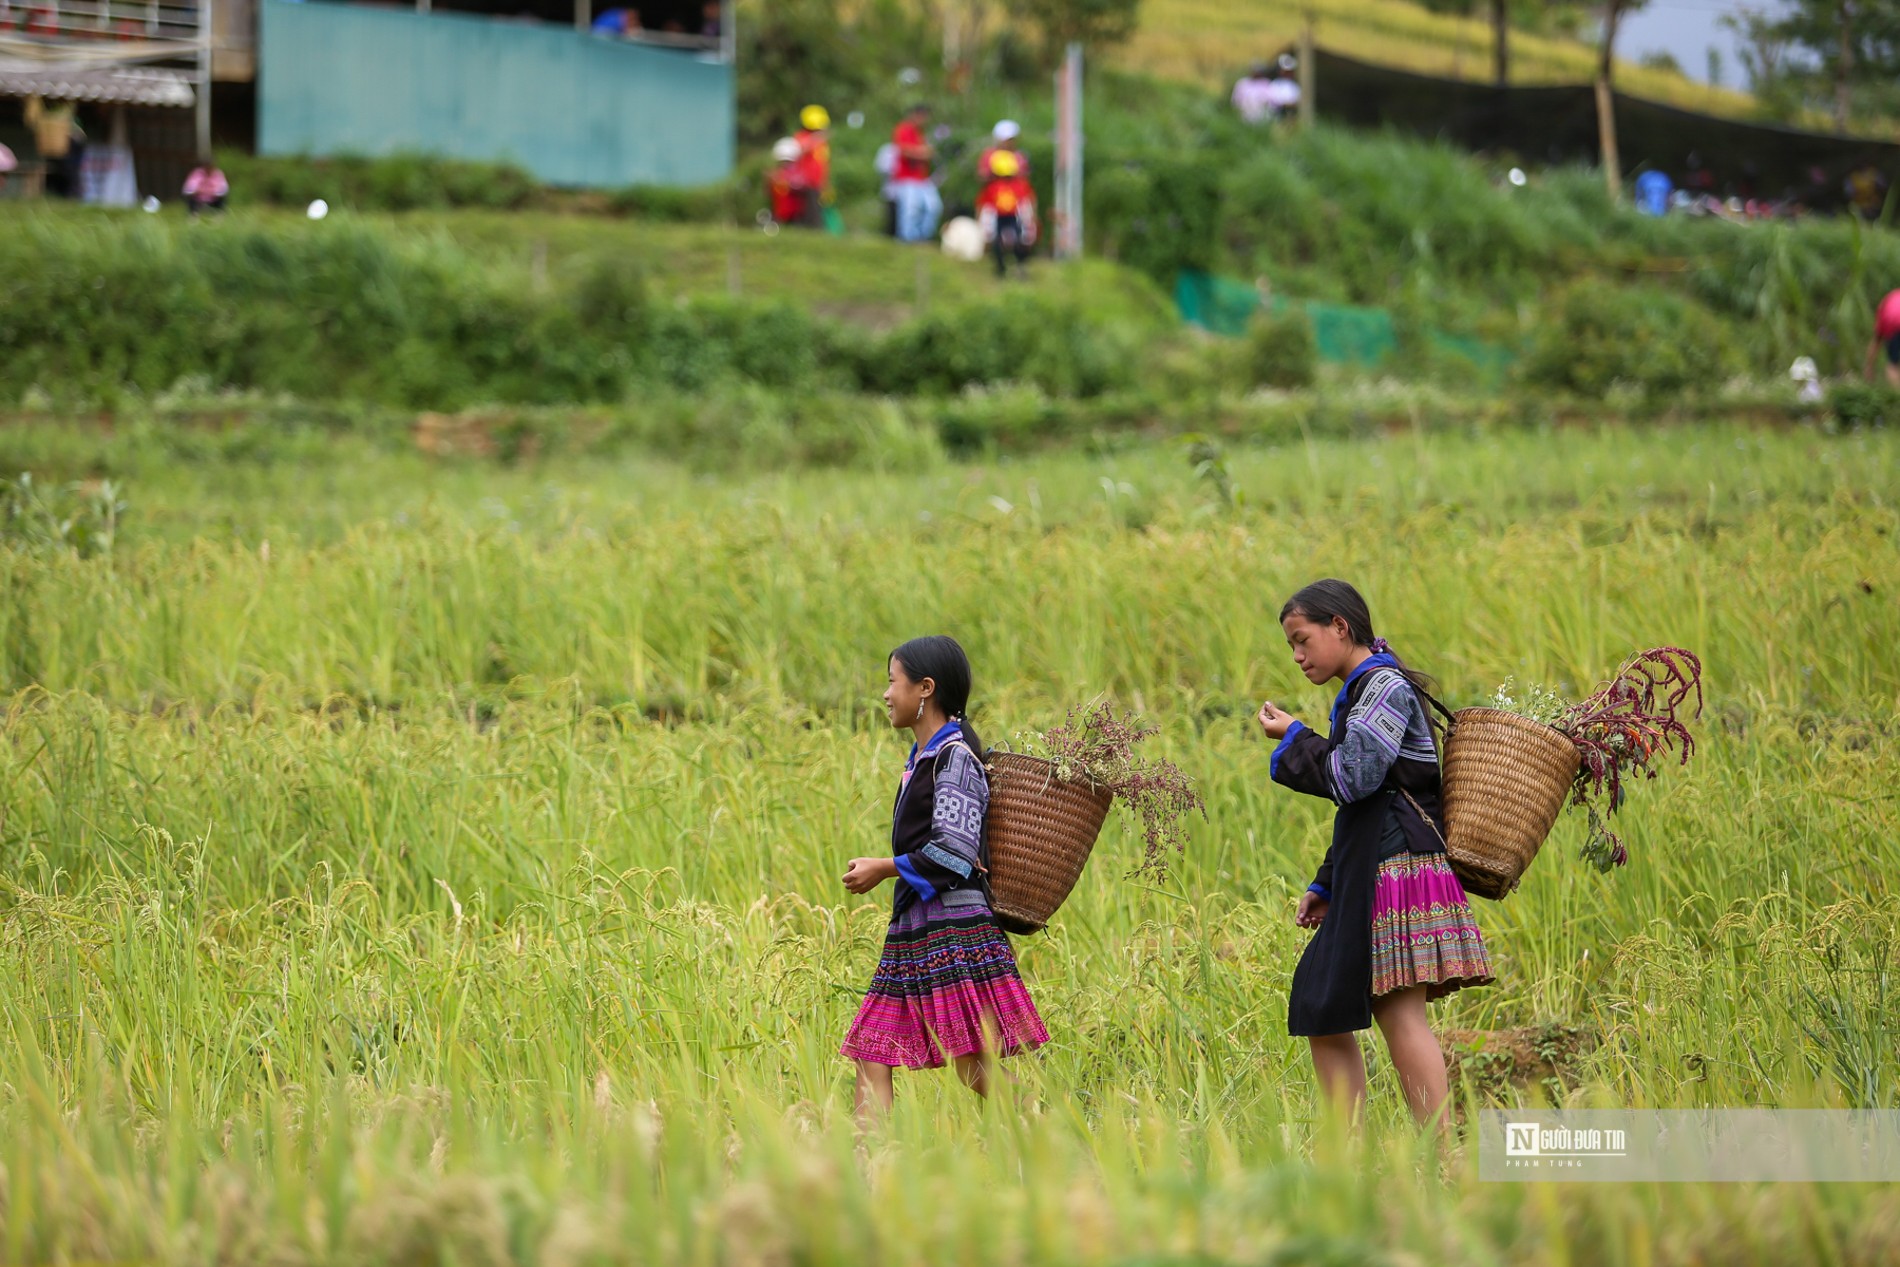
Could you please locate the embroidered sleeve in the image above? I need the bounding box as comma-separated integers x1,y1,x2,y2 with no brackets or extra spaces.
1326,669,1416,804
894,745,988,901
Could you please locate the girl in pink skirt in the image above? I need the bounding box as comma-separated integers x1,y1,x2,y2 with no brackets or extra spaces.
1256,580,1492,1133
840,635,1047,1123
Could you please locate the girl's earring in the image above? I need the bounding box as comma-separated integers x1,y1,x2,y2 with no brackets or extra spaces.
914,699,925,722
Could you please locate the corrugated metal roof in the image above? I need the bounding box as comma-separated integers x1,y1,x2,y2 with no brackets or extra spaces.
0,60,194,107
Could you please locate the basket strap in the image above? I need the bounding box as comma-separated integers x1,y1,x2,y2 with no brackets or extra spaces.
1398,787,1449,850
1413,685,1458,732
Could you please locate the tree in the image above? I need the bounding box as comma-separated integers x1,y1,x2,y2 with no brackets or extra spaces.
1595,0,1651,200
1721,0,1900,130
1016,0,1140,67
1492,0,1509,84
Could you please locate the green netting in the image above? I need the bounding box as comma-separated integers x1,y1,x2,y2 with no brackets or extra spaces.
1174,268,1516,381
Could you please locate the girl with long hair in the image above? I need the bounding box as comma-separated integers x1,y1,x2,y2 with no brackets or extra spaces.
1257,580,1492,1132
839,635,1048,1122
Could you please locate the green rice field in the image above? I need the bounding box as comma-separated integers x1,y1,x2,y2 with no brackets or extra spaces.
0,416,1897,1263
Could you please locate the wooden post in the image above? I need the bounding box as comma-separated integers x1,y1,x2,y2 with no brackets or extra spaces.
1491,0,1508,85
195,0,212,160
1834,0,1852,132
1594,76,1620,201
1298,15,1316,129
1596,0,1622,202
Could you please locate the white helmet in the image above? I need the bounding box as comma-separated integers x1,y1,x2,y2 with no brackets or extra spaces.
991,119,1021,141
771,137,802,162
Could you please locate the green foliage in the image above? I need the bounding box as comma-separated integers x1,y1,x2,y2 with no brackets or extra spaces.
1087,152,1223,285
222,150,544,212
1242,307,1318,389
1826,379,1900,428
860,293,1140,398
0,472,125,558
733,0,932,145
1522,279,1741,398
1016,0,1142,66
0,215,1167,409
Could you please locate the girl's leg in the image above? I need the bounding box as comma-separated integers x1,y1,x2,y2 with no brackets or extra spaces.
1371,985,1451,1135
854,1059,895,1125
951,1052,992,1098
1307,1032,1368,1123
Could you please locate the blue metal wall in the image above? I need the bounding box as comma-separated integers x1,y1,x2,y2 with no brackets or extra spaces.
258,0,733,187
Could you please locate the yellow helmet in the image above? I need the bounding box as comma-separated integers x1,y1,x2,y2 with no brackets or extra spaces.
800,104,830,131
988,149,1020,178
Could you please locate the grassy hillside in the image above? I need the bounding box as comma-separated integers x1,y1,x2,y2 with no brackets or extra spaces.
1120,0,1762,117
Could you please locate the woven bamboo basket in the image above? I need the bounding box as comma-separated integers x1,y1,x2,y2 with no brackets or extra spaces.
983,752,1114,935
1440,707,1582,900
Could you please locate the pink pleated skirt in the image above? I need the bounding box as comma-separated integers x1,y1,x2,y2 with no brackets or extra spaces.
840,897,1048,1068
1369,850,1495,999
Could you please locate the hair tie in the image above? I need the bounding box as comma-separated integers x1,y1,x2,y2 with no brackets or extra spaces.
1370,637,1391,655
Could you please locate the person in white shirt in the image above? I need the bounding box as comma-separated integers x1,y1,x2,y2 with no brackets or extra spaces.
1265,54,1303,119
1231,63,1276,124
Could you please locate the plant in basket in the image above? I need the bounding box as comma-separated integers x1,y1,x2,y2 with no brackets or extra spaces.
1488,647,1704,872
985,701,1205,933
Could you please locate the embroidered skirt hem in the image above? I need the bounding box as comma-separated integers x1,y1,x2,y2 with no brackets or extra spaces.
1369,850,1494,1000
840,898,1048,1069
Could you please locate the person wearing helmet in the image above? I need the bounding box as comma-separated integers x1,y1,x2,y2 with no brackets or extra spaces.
1265,55,1302,120
977,119,1029,183
766,136,812,227
795,105,833,228
976,148,1036,279
890,102,942,243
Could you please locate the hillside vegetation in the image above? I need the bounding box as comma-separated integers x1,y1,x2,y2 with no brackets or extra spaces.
1121,0,1760,118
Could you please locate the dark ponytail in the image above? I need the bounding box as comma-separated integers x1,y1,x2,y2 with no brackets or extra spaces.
889,635,987,756
1278,578,1438,701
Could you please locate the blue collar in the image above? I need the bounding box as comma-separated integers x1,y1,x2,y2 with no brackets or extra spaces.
1330,652,1399,734
906,719,964,769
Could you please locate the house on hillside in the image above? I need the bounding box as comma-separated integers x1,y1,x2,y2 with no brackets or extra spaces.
0,0,733,201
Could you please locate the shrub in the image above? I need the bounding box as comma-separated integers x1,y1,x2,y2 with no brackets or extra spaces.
223,152,542,212
1242,308,1317,389
1826,380,1900,429
1521,280,1740,399
863,295,1138,398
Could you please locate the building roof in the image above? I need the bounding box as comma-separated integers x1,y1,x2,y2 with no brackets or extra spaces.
0,59,195,107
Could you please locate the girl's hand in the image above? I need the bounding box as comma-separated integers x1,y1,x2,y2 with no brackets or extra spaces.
1295,890,1328,928
1258,700,1296,741
842,857,895,894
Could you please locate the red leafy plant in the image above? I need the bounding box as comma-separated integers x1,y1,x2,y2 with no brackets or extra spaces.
1010,700,1206,881
1555,647,1704,872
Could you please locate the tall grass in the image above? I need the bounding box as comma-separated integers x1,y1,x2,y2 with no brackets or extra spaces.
0,418,1896,1261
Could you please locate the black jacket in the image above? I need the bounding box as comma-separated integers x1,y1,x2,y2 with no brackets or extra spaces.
1270,662,1448,1036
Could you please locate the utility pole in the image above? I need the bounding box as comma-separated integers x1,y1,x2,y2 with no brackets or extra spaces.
1298,13,1316,129
1053,41,1083,260
195,0,213,160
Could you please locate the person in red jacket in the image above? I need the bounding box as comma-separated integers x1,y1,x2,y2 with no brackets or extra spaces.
793,104,832,229
975,149,1036,279
765,136,811,227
